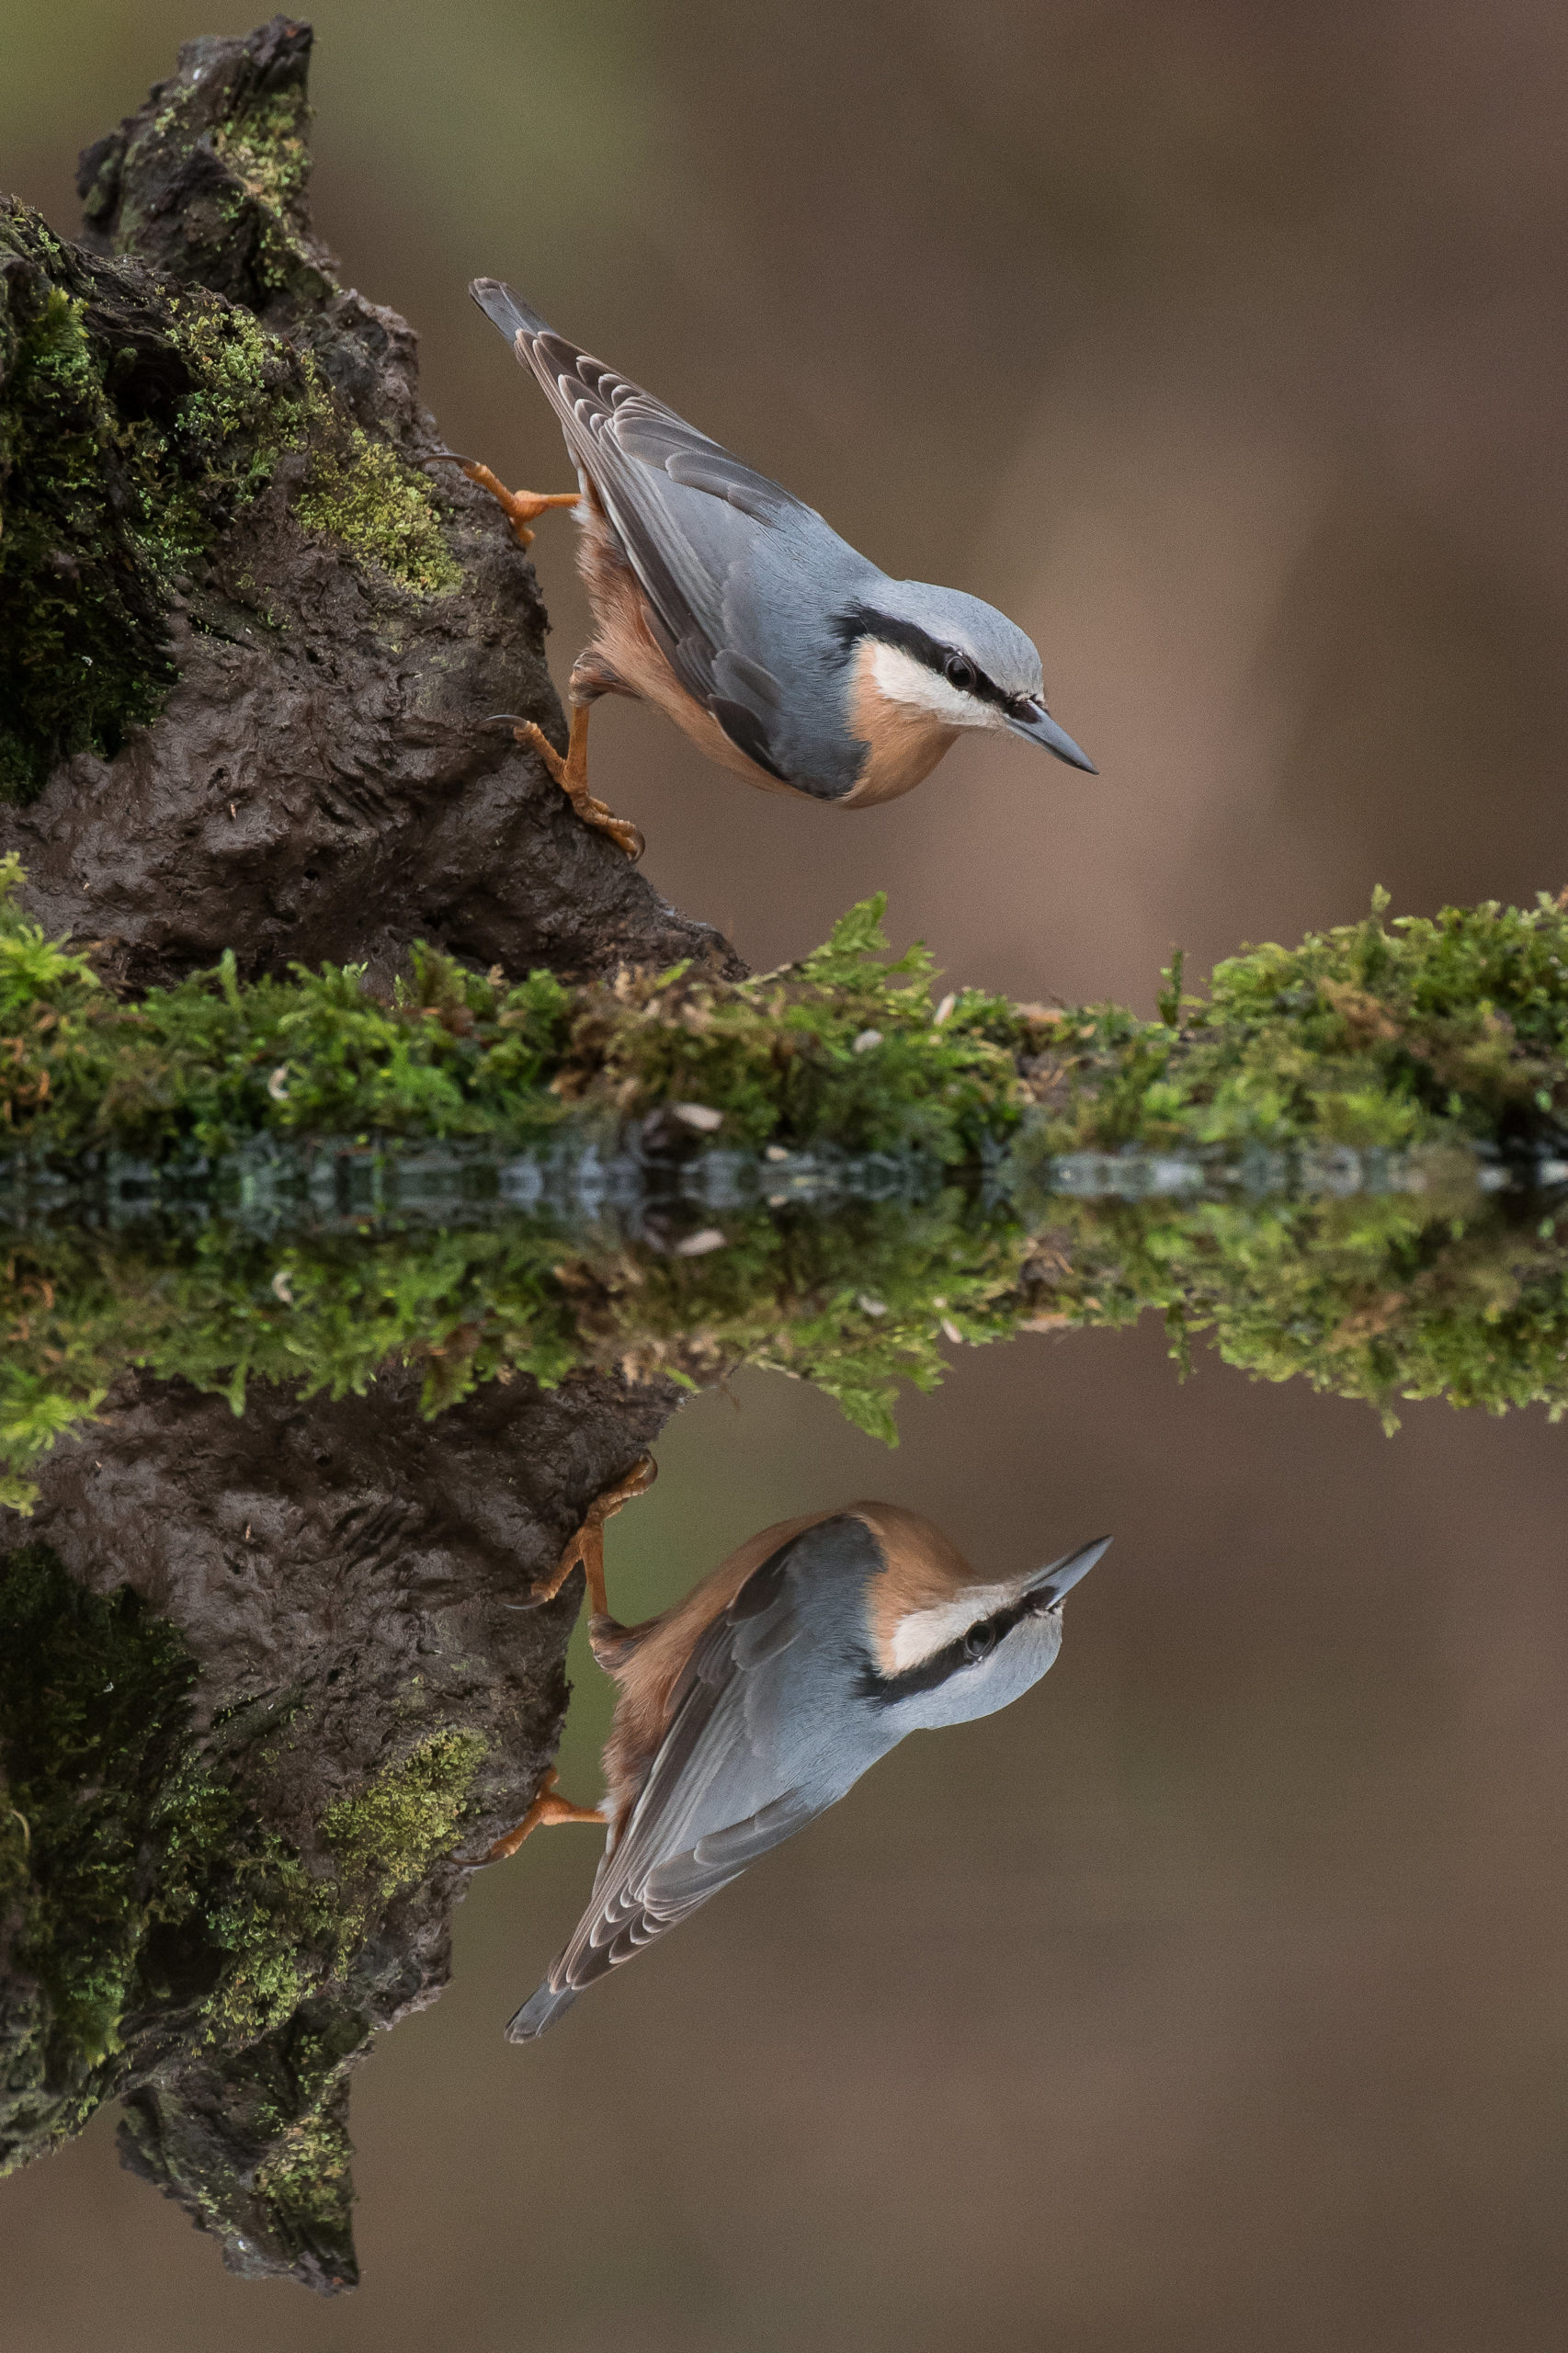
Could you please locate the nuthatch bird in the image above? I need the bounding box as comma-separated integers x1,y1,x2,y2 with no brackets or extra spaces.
449,280,1096,860
488,1492,1109,2040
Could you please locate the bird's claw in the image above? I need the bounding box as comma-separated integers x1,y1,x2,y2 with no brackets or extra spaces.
576,798,645,862
426,452,578,547
529,1454,658,1613
473,1770,605,1866
516,718,644,862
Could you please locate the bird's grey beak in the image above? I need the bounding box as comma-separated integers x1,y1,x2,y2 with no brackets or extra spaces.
1028,1535,1112,1608
1006,699,1097,773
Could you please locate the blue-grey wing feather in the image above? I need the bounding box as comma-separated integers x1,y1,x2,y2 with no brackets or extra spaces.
471,279,879,798
506,1521,890,2035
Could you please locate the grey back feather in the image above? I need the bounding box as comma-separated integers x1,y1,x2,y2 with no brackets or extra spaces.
504,1517,896,2040
472,279,892,800
503,1512,1084,2041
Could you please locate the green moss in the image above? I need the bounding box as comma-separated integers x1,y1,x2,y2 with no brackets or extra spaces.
294,430,462,597
212,90,313,222
167,297,318,486
0,280,181,799
100,40,327,309
1032,887,1568,1165
320,1729,487,1896
0,192,457,802
254,2102,353,2240
0,1546,198,2160
0,210,321,803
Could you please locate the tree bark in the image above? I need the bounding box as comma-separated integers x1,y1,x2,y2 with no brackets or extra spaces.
0,17,728,2290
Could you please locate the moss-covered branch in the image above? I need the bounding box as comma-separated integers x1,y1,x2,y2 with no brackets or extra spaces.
2,872,1565,1512
6,863,1566,1165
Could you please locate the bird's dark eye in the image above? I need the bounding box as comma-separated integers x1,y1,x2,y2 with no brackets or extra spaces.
944,653,977,693
962,1621,998,1663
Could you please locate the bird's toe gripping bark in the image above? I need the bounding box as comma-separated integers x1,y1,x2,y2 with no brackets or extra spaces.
428,451,578,548
479,1770,605,1865
515,705,645,861
530,1453,659,1617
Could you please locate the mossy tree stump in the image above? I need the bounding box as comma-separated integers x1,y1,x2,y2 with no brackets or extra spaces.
0,16,737,995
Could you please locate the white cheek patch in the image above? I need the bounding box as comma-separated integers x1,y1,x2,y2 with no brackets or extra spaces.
869,641,1002,732
889,1579,1025,1671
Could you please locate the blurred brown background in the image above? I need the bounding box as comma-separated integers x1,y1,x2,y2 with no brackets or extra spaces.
4,4,1567,2347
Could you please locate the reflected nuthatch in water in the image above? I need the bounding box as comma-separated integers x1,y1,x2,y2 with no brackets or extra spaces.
489,1492,1109,2041
445,280,1096,861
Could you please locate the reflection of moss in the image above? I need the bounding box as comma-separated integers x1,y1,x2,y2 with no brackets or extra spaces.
197,1730,486,2046
295,431,462,597
254,2097,353,2241
0,1546,198,2159
1008,1177,1568,1432
204,1847,320,2047
321,1729,487,1895
116,2004,363,2290
0,1542,493,2260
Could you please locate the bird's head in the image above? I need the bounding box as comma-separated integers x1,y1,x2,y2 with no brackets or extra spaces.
839,585,1096,772
863,1534,1112,1732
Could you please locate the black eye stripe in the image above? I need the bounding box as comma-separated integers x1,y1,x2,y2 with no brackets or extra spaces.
858,1591,1042,1703
833,602,1012,710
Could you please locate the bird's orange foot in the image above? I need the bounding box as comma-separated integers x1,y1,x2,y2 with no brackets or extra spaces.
480,1770,605,1865
429,452,579,548
515,703,644,862
531,1452,659,1616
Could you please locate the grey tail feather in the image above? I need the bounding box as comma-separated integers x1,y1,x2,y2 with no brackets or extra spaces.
470,277,549,346
504,1979,579,2043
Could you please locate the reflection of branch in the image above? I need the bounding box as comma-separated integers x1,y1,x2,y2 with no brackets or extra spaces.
0,1362,676,2290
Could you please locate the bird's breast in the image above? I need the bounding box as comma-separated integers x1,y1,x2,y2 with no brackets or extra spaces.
839,643,963,808
573,492,807,797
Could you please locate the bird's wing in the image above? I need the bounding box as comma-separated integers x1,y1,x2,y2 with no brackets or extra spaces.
506,1531,858,2040
472,278,815,783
